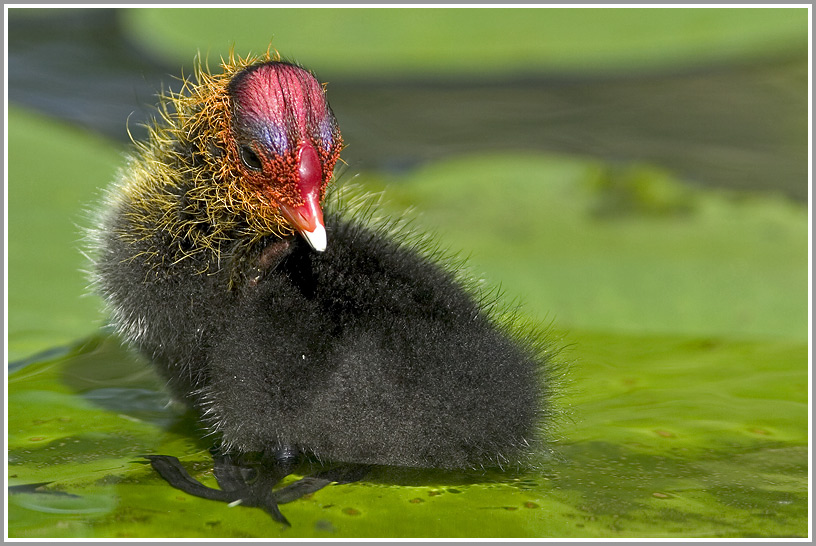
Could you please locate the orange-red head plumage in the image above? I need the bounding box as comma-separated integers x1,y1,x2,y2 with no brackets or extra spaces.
228,62,342,250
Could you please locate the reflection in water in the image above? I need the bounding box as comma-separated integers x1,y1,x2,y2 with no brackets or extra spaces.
7,8,808,200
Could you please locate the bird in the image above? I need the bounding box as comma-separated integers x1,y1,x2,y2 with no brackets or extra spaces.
89,51,553,524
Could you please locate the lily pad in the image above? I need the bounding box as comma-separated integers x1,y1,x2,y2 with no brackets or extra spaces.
7,330,807,538
359,153,807,341
121,7,807,77
6,106,121,362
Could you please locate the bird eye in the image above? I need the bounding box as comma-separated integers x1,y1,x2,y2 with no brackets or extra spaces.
240,145,263,171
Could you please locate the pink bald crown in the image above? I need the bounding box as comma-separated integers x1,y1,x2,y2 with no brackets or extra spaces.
230,62,338,155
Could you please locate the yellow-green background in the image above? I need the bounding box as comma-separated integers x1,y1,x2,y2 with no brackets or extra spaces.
7,7,809,538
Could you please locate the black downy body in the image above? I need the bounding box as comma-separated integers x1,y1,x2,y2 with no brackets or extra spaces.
92,56,552,524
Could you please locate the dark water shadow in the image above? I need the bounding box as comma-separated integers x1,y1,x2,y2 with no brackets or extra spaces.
28,333,200,438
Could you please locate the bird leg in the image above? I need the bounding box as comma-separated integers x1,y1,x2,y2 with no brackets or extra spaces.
144,454,239,503
144,448,369,525
270,464,371,504
145,449,295,524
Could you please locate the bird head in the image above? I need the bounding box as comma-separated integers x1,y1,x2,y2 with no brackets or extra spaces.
121,52,344,267
225,61,342,252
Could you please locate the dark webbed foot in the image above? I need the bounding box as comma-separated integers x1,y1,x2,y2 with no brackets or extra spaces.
145,454,237,503
145,449,369,525
271,464,371,504
145,451,294,524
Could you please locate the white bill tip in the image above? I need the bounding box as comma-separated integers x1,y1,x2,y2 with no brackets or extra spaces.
301,223,327,252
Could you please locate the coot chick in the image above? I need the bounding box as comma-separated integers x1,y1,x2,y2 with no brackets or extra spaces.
90,51,552,522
